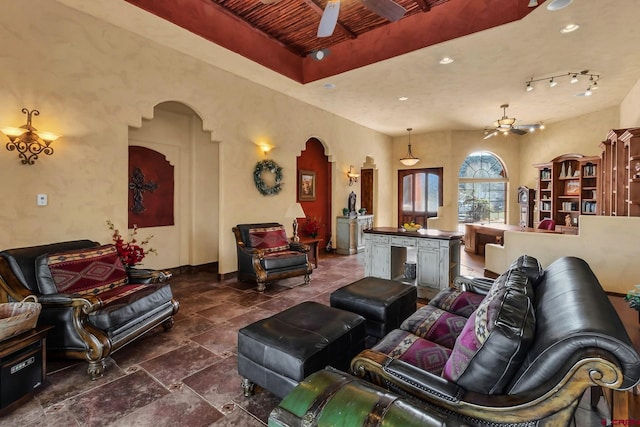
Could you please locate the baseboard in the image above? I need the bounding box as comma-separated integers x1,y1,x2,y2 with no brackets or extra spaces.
166,262,218,277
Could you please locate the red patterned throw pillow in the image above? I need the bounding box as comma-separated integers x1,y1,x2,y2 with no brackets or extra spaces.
46,244,128,296
248,226,289,253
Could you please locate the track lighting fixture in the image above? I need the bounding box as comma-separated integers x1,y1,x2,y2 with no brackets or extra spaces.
526,70,600,95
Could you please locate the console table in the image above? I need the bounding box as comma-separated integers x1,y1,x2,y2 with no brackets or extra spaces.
363,228,463,298
336,215,374,255
464,223,560,255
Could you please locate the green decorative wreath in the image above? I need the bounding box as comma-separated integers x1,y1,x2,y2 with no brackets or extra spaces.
254,159,283,196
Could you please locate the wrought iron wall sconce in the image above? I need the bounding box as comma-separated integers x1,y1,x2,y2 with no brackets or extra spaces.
2,108,60,165
347,165,360,186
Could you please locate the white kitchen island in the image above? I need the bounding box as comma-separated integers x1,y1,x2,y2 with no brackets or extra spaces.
363,227,463,298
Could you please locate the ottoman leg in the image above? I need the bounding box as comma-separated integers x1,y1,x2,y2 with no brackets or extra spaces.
304,273,310,286
241,378,255,397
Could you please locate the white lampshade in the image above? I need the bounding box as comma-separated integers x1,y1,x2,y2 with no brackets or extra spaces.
285,202,306,218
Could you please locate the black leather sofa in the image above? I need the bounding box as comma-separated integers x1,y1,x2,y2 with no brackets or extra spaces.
271,255,640,426
0,240,179,379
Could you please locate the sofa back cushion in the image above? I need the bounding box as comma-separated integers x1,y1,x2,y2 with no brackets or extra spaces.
35,244,127,295
0,240,99,292
508,254,544,288
441,270,535,394
248,226,290,253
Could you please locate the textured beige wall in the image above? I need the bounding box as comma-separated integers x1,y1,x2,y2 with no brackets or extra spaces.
0,0,392,274
621,77,640,128
518,107,619,190
485,215,640,294
393,129,522,230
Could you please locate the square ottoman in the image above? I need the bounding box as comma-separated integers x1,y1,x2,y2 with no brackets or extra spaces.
330,277,417,347
237,301,365,399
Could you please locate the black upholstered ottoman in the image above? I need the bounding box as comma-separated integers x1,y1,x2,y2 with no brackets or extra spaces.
330,277,417,347
237,301,365,399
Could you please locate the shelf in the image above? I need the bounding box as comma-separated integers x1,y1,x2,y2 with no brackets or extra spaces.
582,186,597,190
581,212,597,215
558,210,579,213
558,195,579,199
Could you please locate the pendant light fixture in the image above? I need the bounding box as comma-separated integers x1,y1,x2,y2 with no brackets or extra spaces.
400,127,419,166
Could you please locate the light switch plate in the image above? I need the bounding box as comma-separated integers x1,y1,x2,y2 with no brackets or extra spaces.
37,194,48,206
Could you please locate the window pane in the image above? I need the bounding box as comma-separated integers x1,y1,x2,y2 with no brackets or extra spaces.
402,175,413,210
427,173,439,214
414,173,426,212
457,152,507,224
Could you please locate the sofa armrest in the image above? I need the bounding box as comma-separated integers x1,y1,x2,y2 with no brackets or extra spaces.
452,275,494,294
289,242,310,253
126,268,172,284
351,349,464,404
37,293,102,313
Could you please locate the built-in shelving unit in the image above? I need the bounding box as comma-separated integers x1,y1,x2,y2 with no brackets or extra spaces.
534,154,600,233
600,128,640,217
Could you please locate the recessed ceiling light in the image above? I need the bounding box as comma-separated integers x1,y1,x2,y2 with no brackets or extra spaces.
560,24,580,33
439,57,454,64
398,96,409,101
323,83,335,89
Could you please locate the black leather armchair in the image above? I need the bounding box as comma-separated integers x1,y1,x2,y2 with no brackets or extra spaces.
232,223,312,292
0,240,179,379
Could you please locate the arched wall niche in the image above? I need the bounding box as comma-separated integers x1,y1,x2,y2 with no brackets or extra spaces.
297,137,332,245
127,101,220,271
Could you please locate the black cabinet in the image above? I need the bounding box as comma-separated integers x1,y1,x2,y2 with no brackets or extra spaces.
0,325,52,414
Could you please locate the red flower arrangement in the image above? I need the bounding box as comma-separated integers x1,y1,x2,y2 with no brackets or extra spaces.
302,216,322,237
106,220,156,267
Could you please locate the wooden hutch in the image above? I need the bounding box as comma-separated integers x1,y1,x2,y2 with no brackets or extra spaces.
600,128,640,217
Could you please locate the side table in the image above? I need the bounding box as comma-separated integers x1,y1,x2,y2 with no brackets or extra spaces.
298,237,322,268
0,325,53,415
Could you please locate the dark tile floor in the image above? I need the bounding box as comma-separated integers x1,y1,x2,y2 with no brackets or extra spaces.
1,250,611,426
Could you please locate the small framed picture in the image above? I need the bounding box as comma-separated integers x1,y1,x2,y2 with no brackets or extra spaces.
299,170,316,201
564,180,580,195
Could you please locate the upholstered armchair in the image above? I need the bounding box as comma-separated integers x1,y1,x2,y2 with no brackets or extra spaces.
0,240,179,379
232,223,313,292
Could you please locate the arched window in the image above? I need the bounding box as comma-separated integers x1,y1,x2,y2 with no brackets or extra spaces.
458,152,507,225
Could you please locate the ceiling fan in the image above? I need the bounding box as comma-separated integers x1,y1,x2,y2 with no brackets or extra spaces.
317,0,406,37
483,104,544,140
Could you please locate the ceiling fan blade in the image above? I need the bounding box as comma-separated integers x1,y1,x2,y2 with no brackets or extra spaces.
510,128,527,135
483,131,498,140
515,123,541,130
360,0,406,22
317,0,341,37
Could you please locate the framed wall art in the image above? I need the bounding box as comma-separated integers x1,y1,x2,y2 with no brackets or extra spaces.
299,170,316,201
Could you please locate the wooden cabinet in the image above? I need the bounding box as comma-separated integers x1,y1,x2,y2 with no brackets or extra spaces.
534,154,600,232
625,129,640,216
336,215,373,255
600,128,640,216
